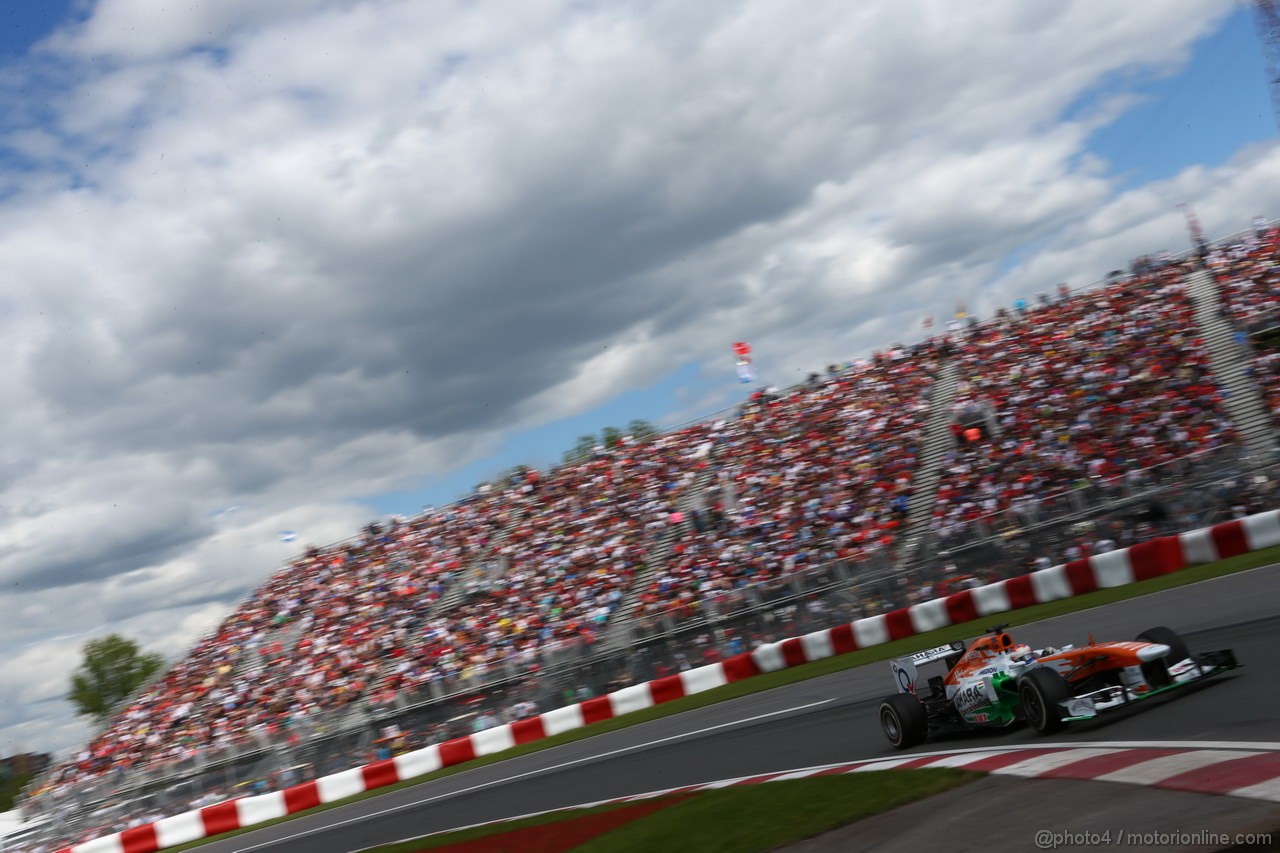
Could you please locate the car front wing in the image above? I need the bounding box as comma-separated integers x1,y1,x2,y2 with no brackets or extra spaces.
1057,649,1240,722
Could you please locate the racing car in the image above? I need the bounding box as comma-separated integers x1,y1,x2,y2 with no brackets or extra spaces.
878,624,1238,749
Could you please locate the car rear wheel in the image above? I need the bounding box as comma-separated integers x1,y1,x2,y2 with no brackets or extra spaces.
1019,668,1071,735
879,693,927,750
1136,626,1190,688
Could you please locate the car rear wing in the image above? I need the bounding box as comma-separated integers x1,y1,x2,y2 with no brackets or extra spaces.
891,641,966,694
909,641,967,666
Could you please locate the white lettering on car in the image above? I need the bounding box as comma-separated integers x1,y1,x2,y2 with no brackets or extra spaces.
955,683,988,712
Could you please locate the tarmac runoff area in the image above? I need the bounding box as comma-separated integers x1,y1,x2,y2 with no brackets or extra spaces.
203,563,1280,853
776,776,1280,853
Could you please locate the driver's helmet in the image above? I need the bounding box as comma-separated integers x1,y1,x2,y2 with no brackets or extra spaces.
1009,643,1037,664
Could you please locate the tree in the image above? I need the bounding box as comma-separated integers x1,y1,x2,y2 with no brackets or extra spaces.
562,433,599,464
601,425,624,449
627,419,658,442
68,634,165,722
0,769,32,812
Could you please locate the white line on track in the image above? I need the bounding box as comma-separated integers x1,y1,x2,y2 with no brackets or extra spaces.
233,562,1280,851
231,697,837,852
356,740,1280,852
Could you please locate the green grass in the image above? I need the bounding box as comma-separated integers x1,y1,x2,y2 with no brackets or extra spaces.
362,798,652,853
364,770,979,853
575,771,978,853
164,544,1280,851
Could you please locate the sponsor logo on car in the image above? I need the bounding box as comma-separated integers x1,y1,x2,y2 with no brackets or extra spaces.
955,683,988,712
891,661,915,694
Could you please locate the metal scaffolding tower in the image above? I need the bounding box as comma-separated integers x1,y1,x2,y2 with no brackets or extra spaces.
1252,0,1280,130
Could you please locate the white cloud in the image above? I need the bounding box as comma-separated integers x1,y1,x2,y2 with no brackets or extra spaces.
1,0,1263,760
47,0,357,61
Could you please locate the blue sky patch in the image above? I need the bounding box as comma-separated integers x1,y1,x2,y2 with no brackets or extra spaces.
1078,7,1274,190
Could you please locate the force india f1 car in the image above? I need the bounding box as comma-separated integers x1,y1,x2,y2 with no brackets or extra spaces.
878,625,1238,749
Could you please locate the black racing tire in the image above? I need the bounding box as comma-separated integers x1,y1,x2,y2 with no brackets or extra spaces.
1136,626,1190,662
1019,667,1072,735
1136,626,1190,688
879,693,928,750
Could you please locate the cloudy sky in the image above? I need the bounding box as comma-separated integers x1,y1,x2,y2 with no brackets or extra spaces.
0,0,1277,758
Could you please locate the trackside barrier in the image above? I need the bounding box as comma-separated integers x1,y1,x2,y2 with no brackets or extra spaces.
53,509,1279,853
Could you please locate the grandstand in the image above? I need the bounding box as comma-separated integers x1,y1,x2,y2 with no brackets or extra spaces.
1209,223,1280,432
13,222,1280,853
627,346,938,632
931,258,1238,549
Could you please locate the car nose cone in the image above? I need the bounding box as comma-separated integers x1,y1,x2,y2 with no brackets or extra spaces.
1137,643,1171,662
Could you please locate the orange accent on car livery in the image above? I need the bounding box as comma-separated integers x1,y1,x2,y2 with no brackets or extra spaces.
1037,642,1152,683
945,637,1160,687
943,632,1016,686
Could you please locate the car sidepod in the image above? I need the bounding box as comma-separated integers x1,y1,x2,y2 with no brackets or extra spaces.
950,669,1020,727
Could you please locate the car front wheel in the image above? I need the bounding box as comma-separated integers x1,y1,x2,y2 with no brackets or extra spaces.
1019,667,1072,735
1136,626,1191,687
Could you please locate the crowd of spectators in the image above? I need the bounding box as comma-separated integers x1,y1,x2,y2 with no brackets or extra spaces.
631,345,938,627
30,424,714,812
371,423,715,702
25,224,1280,852
44,491,515,790
1258,351,1280,430
1206,223,1280,429
1211,223,1280,333
930,260,1239,545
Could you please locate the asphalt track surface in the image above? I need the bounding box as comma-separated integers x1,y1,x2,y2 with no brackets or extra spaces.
205,564,1280,853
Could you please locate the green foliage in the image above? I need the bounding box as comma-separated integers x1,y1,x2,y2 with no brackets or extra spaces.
561,421,659,462
601,425,623,449
0,770,33,812
68,634,165,722
627,419,658,442
476,465,532,493
562,433,600,464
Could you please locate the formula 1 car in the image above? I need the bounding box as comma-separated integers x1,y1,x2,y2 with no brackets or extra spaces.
878,625,1238,749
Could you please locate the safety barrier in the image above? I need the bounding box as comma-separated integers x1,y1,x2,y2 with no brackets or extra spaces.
54,509,1280,853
